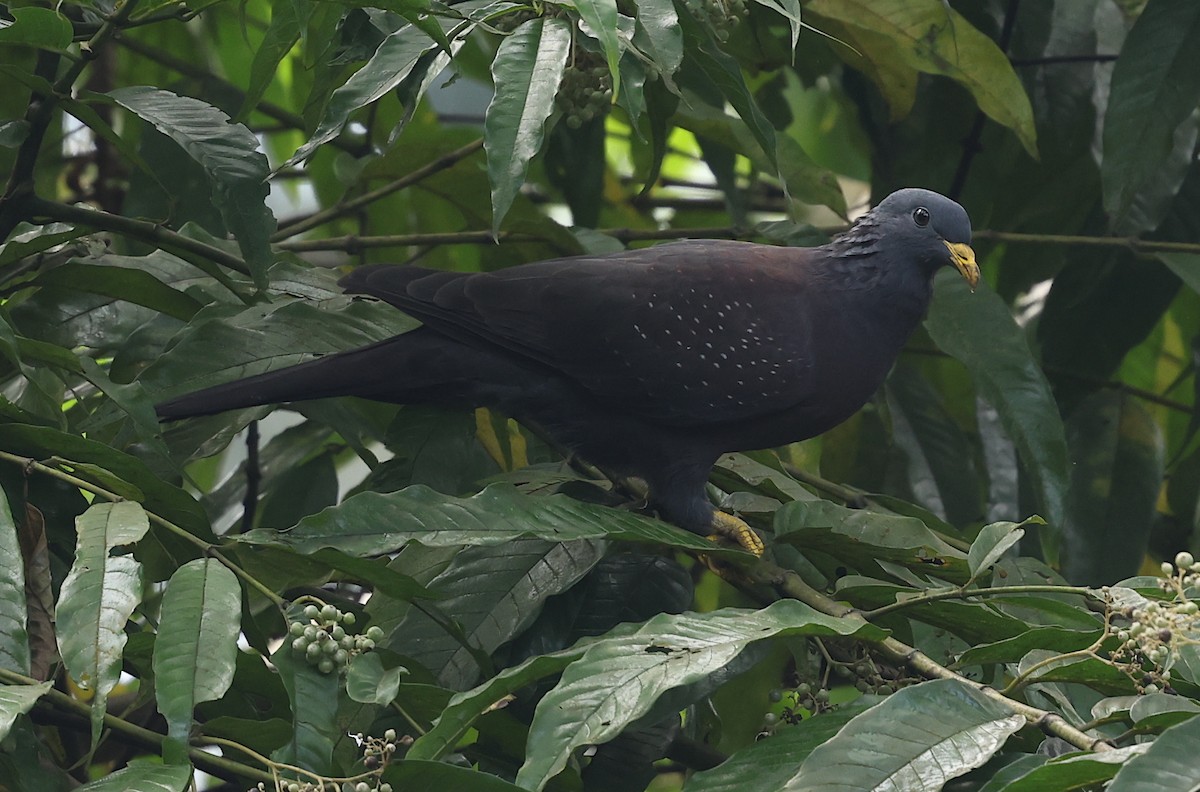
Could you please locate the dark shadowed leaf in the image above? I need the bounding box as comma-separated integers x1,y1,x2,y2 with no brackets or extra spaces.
1101,0,1200,230
926,275,1069,549
1107,714,1200,790
1062,392,1163,585
0,488,30,674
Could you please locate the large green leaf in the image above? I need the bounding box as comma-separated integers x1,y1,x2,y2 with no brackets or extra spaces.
1101,0,1200,230
0,7,72,50
789,679,1023,791
926,275,1069,547
75,761,192,792
271,633,340,774
574,0,621,94
389,760,529,791
56,501,149,744
515,601,887,790
290,22,446,164
0,682,52,741
1107,713,1200,790
393,539,604,690
996,745,1149,791
774,499,971,583
486,17,571,235
683,699,877,792
237,0,311,122
0,487,30,674
107,87,276,287
806,0,1036,157
235,484,748,558
153,558,241,761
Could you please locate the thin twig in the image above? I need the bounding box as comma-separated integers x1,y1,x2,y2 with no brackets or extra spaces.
272,138,485,240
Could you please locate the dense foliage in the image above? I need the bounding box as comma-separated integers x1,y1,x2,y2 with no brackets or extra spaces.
2,0,1200,789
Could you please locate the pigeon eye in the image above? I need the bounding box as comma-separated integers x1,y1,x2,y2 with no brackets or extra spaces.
912,207,930,227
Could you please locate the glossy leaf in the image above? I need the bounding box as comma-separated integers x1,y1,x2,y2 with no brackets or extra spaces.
789,679,1023,791
1101,0,1200,229
392,539,604,690
998,745,1151,792
485,17,571,235
107,87,276,287
153,559,241,760
56,501,149,744
0,487,30,674
345,652,405,705
237,483,749,558
515,601,887,790
74,762,192,792
0,7,72,50
967,520,1027,583
1108,714,1200,790
290,22,446,164
0,682,52,741
574,0,621,94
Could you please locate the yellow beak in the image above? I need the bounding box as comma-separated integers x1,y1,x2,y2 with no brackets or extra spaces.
945,241,980,292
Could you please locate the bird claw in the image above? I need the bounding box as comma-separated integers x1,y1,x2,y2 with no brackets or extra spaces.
707,511,764,556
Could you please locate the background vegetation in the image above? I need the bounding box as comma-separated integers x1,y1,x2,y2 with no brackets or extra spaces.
2,0,1200,789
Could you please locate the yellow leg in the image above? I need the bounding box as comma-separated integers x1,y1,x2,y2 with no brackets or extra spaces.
707,511,764,556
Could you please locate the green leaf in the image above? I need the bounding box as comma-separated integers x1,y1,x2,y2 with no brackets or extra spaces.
805,0,1038,158
271,641,340,774
408,646,586,762
34,261,203,321
926,275,1069,550
141,296,416,402
0,683,52,741
236,483,749,558
1108,713,1200,790
750,0,803,53
56,501,150,745
515,601,887,790
633,0,682,80
290,22,446,164
574,0,621,97
345,652,405,705
153,558,241,761
0,222,86,267
238,0,310,122
956,626,1100,668
393,539,604,689
485,17,571,235
774,499,971,583
967,521,1028,583
107,86,276,287
0,7,72,51
676,12,778,174
1062,392,1163,586
1159,253,1200,295
676,698,877,792
1101,0,1200,230
0,487,30,674
75,761,193,792
390,760,529,791
998,745,1150,792
789,679,1023,791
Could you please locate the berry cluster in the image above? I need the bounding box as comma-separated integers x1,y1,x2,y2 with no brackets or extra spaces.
288,603,384,676
556,49,612,129
1109,552,1200,692
247,730,402,792
252,782,392,792
680,0,748,43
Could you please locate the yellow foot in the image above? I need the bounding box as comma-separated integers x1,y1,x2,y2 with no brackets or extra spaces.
707,511,764,556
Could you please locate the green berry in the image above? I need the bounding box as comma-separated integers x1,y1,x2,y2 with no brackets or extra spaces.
306,642,322,660
292,637,307,653
321,604,339,622
304,604,320,620
289,621,305,636
318,657,336,674
367,626,385,642
768,689,782,703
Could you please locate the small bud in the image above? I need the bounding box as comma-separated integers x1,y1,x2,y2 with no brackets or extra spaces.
1162,562,1175,576
1176,552,1195,569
